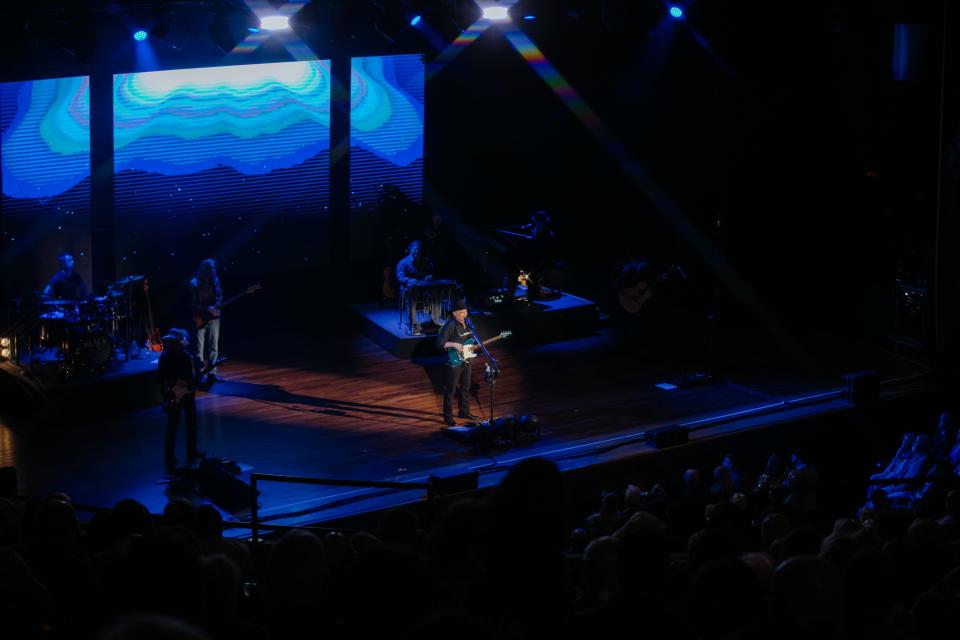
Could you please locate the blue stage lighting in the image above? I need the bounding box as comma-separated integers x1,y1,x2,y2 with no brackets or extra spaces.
410,15,422,26
133,30,148,42
668,6,684,19
523,15,536,21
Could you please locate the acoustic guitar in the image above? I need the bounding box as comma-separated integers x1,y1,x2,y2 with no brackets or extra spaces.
617,265,685,315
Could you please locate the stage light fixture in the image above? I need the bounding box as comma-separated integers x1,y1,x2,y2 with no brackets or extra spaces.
0,348,9,359
410,15,422,26
482,6,510,21
668,6,684,19
523,15,536,21
133,29,148,42
1,337,10,348
260,15,291,31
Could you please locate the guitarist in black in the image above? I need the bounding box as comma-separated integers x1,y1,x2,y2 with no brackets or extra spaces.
436,298,479,426
159,329,201,473
189,258,224,383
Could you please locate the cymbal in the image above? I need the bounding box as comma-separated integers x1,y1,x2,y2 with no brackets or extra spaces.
112,274,145,286
40,299,79,305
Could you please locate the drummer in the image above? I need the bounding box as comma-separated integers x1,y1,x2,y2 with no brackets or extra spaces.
42,252,88,301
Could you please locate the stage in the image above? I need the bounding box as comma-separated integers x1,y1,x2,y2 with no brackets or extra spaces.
0,323,935,535
352,286,601,358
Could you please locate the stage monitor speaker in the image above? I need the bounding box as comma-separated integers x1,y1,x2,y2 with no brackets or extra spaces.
198,458,258,513
646,425,689,449
842,370,879,405
429,471,479,496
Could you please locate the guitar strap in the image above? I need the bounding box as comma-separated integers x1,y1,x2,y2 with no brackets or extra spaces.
464,320,500,372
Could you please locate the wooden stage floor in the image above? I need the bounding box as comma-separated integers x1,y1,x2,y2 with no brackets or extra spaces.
0,327,929,530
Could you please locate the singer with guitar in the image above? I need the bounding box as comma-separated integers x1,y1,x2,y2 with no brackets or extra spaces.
437,297,481,426
159,328,201,473
189,258,224,382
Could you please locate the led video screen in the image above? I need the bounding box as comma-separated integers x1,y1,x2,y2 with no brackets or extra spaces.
1,76,90,214
114,60,331,218
350,54,425,210
1,76,91,294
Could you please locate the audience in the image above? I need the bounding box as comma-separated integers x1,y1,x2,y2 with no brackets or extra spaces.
2,410,960,640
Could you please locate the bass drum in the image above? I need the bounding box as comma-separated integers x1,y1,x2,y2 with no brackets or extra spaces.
70,333,113,370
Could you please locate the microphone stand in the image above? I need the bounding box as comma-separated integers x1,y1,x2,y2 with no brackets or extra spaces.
465,319,501,422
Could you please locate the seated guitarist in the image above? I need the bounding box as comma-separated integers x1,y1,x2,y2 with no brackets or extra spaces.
159,329,202,473
396,240,436,334
396,240,435,288
190,258,224,383
436,297,479,426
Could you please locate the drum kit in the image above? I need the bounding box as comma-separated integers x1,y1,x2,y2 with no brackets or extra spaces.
35,274,146,373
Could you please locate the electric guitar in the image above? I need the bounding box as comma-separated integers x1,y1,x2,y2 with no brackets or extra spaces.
193,283,262,329
163,357,227,409
447,331,512,366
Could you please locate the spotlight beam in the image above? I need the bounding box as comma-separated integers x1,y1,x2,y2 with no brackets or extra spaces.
425,20,493,82
496,22,809,363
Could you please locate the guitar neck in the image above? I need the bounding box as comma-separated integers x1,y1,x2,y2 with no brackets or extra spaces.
220,291,249,308
481,335,504,347
220,291,247,309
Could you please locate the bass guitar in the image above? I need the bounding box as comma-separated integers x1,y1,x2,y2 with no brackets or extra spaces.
163,357,227,409
194,283,262,329
447,331,512,366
